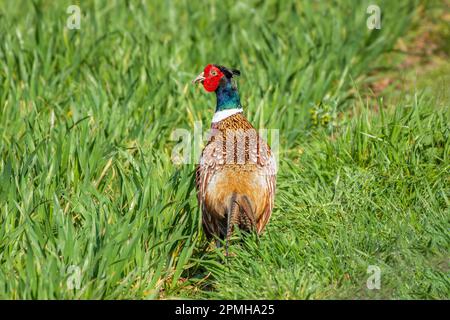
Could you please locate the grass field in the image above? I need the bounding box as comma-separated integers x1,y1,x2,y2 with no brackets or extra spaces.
0,0,448,299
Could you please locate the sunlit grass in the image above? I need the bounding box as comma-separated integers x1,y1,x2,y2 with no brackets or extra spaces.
0,0,448,299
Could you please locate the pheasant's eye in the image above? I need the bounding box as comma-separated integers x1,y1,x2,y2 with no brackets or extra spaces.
210,70,217,76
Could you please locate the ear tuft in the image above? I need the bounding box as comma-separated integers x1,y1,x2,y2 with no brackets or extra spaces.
216,65,241,79
231,69,241,76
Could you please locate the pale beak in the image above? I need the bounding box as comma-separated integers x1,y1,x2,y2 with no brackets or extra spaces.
192,71,205,85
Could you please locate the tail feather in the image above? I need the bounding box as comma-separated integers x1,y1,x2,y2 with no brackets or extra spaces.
226,193,239,256
240,195,256,230
225,193,256,256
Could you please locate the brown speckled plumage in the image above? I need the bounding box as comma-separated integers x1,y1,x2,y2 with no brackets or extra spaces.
196,112,276,241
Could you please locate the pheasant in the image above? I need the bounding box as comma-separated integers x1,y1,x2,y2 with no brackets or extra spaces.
192,64,276,249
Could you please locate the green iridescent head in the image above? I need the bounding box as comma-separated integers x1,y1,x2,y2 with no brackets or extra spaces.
192,64,242,112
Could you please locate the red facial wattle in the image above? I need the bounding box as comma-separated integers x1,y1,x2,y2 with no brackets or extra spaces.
203,64,224,92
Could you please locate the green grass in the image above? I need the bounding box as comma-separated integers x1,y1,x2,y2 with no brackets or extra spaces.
197,95,450,299
0,0,448,299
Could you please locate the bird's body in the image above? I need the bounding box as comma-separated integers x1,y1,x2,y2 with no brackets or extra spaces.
193,64,276,243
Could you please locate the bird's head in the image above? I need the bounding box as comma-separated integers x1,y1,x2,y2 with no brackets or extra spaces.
192,64,241,92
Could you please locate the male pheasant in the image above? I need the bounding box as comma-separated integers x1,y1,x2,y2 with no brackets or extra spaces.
192,64,276,248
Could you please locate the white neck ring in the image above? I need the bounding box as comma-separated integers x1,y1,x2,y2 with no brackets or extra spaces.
211,108,243,123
